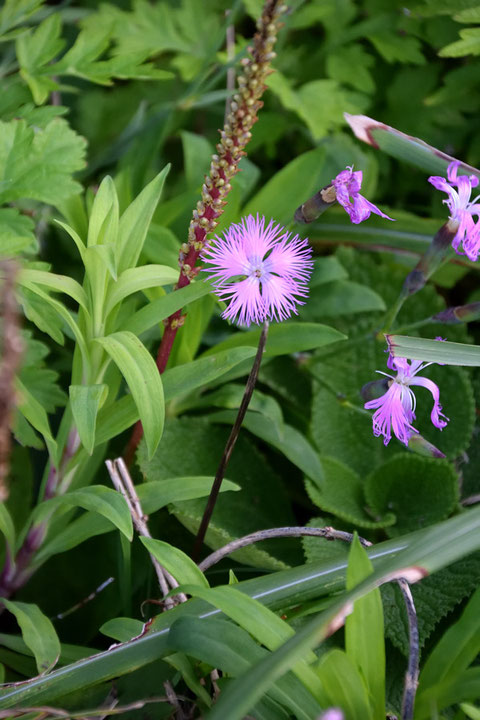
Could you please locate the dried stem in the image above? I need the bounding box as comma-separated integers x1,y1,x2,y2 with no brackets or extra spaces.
125,0,287,463
0,260,23,503
198,526,369,571
105,458,187,608
192,321,269,561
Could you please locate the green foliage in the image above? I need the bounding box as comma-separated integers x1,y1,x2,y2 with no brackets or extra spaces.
365,455,459,537
0,600,60,674
3,0,480,717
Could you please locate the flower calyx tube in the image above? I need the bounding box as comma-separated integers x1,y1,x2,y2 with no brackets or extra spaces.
294,165,393,225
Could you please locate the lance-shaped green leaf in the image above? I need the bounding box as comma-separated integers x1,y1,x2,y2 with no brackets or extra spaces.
18,280,89,367
33,485,133,541
117,165,170,273
345,536,385,720
345,113,480,179
386,334,480,366
4,507,480,709
0,504,15,551
316,649,373,720
87,175,119,248
122,281,213,336
203,505,480,720
204,323,346,359
0,600,60,674
69,384,108,454
140,537,209,588
177,584,326,702
94,347,258,445
168,616,323,720
93,331,164,457
36,478,239,564
104,264,179,315
15,377,57,462
19,269,88,309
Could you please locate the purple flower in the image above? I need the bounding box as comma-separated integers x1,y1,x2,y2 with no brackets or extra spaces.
364,354,448,446
201,214,313,327
428,161,480,261
332,166,394,224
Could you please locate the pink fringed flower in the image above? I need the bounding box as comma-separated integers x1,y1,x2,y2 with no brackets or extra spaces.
202,215,313,327
364,354,448,446
333,166,394,224
428,161,480,261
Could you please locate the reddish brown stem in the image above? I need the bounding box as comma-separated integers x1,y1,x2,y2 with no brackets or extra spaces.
125,0,287,463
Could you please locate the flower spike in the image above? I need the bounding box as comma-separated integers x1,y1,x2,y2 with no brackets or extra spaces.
202,215,313,327
332,166,394,224
364,355,448,447
429,161,480,261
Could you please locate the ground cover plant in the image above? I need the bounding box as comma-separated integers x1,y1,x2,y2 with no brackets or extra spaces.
2,0,480,718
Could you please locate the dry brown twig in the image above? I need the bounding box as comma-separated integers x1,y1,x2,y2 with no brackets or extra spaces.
105,457,187,608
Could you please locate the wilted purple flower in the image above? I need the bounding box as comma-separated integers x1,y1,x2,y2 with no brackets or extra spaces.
429,161,480,261
332,166,394,224
364,354,448,446
202,214,313,327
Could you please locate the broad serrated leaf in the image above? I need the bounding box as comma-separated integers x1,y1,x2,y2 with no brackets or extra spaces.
0,600,60,674
0,118,86,204
16,14,65,104
382,553,480,655
365,455,459,537
0,208,37,255
210,409,324,483
14,376,57,461
310,248,473,473
305,456,395,529
137,417,298,569
0,1,44,38
368,33,425,64
439,27,480,57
